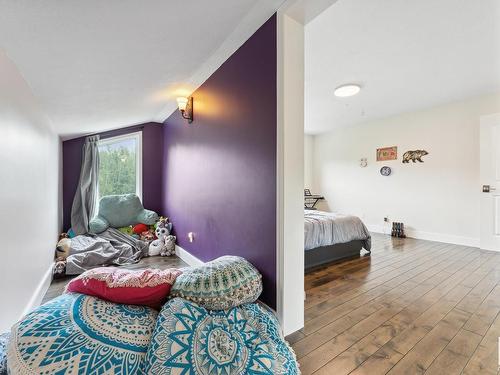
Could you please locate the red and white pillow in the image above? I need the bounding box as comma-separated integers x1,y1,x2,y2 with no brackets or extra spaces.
65,267,182,309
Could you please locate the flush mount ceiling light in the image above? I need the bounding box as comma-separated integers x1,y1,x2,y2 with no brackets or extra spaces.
334,84,361,97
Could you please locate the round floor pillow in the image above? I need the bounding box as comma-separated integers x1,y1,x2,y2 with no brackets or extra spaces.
144,297,299,375
170,255,263,310
8,293,157,374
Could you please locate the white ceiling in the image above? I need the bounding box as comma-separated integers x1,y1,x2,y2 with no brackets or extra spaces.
0,0,283,139
305,0,500,134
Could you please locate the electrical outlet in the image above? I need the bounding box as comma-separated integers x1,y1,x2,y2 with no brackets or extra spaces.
384,217,389,223
188,232,194,243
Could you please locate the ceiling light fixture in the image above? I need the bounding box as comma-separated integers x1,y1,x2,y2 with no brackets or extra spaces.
334,84,361,97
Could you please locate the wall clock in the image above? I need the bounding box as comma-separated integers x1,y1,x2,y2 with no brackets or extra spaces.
380,166,392,176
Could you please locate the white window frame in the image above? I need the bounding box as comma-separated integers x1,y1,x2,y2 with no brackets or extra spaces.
98,131,143,201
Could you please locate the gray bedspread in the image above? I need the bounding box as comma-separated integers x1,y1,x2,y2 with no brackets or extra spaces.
65,228,149,274
304,210,371,251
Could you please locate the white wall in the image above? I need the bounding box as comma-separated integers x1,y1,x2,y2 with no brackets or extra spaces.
0,49,60,332
277,11,304,336
312,94,500,247
304,134,314,189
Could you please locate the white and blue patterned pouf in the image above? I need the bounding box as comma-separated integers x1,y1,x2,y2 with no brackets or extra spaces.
8,293,158,374
145,297,299,375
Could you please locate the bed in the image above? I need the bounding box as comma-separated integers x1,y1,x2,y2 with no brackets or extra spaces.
304,210,371,269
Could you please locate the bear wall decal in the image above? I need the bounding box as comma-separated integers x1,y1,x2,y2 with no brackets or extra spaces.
402,150,428,163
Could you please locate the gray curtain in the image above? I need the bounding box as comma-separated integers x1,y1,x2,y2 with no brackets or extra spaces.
71,135,100,235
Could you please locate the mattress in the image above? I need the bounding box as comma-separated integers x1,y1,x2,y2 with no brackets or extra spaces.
304,210,371,251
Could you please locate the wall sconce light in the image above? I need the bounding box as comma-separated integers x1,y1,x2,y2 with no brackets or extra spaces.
176,96,193,123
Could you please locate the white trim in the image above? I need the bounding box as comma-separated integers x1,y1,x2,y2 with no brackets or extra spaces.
98,131,143,201
175,245,204,267
21,263,53,318
276,6,305,336
367,224,480,248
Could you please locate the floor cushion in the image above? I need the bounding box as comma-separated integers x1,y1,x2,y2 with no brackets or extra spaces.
170,255,262,310
65,266,182,309
144,297,299,375
0,333,8,375
8,293,157,374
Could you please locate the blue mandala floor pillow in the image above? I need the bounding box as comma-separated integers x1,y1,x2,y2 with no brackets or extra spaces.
171,256,263,310
145,297,299,375
8,293,158,374
0,333,9,375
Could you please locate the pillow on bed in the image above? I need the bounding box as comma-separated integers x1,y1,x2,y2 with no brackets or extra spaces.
145,297,299,374
8,293,157,374
170,255,262,310
65,267,182,309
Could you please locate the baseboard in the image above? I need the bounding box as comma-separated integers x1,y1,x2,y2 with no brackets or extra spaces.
175,245,204,266
367,224,479,248
21,263,53,318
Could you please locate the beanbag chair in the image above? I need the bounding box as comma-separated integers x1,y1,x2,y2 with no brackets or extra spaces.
8,293,157,374
145,298,299,374
170,255,262,310
65,267,182,309
90,194,158,234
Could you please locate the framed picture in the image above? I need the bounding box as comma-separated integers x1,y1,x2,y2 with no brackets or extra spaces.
377,146,397,161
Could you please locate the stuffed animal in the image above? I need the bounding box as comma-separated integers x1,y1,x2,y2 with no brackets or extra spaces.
55,238,71,260
161,235,176,257
148,221,171,256
140,230,156,242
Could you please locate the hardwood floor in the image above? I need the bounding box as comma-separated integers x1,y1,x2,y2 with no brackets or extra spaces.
41,255,188,304
292,233,500,375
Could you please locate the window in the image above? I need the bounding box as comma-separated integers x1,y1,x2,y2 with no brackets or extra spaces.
98,132,142,200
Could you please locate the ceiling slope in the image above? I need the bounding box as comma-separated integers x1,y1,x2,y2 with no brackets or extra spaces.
0,0,283,139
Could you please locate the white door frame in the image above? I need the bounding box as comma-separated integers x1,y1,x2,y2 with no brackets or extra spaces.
480,113,500,251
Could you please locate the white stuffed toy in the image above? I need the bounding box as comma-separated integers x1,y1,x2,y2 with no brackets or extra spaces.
161,235,176,257
148,223,170,256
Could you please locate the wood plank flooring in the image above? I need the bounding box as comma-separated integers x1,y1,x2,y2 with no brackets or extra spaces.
41,255,187,304
291,233,500,375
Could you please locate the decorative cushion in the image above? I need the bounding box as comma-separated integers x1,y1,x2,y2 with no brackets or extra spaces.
0,333,9,375
65,267,182,309
145,298,299,375
8,293,157,374
170,255,262,310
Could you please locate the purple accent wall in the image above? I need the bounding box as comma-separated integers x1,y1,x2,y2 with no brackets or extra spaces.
162,15,277,307
62,122,164,231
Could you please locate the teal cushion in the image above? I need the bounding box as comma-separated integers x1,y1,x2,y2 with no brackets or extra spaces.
145,298,299,374
89,194,158,233
170,255,262,310
8,293,157,374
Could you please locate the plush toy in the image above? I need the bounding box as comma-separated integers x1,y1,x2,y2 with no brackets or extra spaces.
118,226,134,236
148,221,171,256
155,216,173,233
55,238,71,260
140,230,156,242
133,223,149,235
53,260,67,279
161,235,176,257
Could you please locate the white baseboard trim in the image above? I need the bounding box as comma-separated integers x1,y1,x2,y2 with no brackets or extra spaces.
367,224,479,248
21,263,53,318
175,245,204,267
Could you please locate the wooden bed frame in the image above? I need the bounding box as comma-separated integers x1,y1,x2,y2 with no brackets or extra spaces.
304,240,368,270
